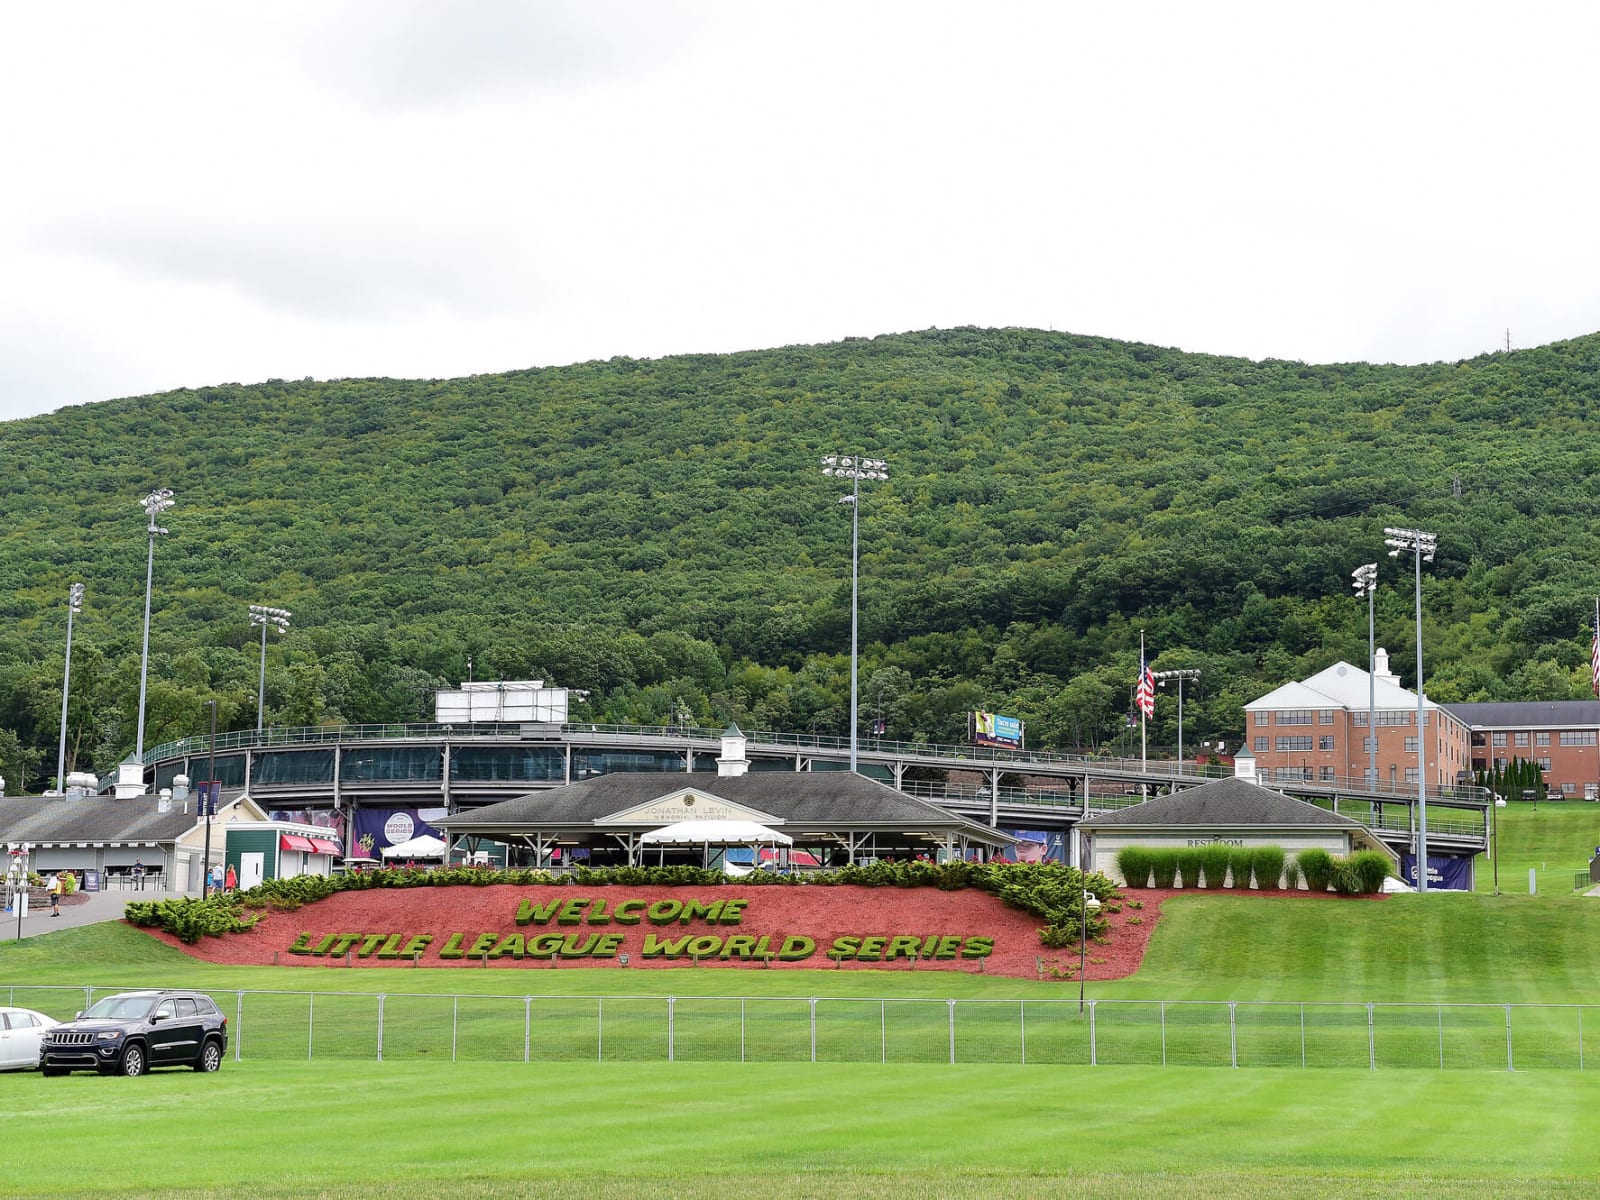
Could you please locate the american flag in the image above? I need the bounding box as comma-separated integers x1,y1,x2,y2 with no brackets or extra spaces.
1592,611,1599,698
1135,660,1156,718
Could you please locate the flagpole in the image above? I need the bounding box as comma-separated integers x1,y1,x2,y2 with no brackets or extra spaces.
1140,630,1148,772
1592,597,1599,698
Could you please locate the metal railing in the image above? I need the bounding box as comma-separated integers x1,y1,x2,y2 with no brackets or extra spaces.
8,985,1592,1070
140,721,1490,806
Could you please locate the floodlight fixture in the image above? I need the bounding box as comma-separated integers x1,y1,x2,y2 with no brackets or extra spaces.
135,488,176,763
1381,527,1438,891
249,604,293,733
820,452,890,773
57,583,86,794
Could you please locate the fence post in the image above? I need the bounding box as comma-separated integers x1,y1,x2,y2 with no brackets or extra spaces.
1300,1004,1305,1069
1019,1001,1026,1066
1580,1007,1585,1072
667,996,675,1063
1366,1003,1375,1070
83,985,93,1013
597,998,604,1063
740,999,745,1064
1228,1002,1238,1069
881,1000,887,1065
376,993,386,1062
1437,1005,1444,1069
1505,1004,1513,1072
452,995,458,1063
948,999,956,1065
1089,1000,1097,1066
1161,1002,1167,1067
524,996,532,1064
236,991,244,1062
308,992,315,1061
809,998,817,1064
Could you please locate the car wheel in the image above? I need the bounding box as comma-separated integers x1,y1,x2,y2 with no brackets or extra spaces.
120,1044,147,1077
195,1040,223,1072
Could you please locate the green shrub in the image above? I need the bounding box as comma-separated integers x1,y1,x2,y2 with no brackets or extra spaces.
1175,848,1203,889
1298,848,1335,893
1347,850,1392,895
1115,846,1153,888
1250,845,1286,891
1281,855,1300,890
1229,846,1255,888
1198,843,1233,888
1329,860,1363,896
1150,848,1179,888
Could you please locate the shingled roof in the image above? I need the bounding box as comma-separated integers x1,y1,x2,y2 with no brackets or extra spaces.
439,771,1008,842
0,795,199,845
1077,776,1363,829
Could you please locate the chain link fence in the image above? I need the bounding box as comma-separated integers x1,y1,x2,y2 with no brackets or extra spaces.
6,984,1593,1069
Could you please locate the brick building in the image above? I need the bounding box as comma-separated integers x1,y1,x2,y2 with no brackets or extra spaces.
1244,650,1472,790
1442,700,1600,800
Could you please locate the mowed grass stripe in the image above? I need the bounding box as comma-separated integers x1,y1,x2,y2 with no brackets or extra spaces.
7,1061,1600,1198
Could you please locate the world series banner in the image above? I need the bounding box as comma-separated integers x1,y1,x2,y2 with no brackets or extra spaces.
350,807,446,858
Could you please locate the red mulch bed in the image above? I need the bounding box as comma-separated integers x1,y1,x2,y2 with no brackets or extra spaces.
129,883,1384,983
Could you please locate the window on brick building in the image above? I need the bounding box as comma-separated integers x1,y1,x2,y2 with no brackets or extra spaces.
1318,736,1334,750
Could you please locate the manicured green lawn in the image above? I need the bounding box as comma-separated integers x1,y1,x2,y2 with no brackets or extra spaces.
9,885,1600,1195
6,1060,1600,1199
1480,801,1600,895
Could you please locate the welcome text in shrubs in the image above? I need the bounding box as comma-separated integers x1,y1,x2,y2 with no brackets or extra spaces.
285,895,995,963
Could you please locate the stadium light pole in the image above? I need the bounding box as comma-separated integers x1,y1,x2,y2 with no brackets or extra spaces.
56,583,85,793
1385,527,1437,893
134,488,175,764
249,605,292,733
1152,668,1201,766
1352,563,1378,792
821,454,888,773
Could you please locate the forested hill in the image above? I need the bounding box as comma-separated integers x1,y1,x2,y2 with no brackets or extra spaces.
2,326,1599,788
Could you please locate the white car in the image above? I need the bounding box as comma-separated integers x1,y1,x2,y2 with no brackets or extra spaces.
0,1007,60,1071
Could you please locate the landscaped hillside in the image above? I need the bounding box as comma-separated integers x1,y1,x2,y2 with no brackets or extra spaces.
3,326,1600,787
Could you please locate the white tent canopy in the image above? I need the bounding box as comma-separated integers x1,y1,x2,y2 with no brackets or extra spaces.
381,834,448,860
639,820,792,847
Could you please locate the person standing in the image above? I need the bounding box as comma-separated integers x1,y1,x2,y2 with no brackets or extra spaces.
224,863,237,892
49,872,63,917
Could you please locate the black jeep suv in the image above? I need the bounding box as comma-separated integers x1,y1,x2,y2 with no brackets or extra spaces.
39,990,227,1076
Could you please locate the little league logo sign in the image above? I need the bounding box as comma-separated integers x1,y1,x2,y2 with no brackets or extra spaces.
383,812,416,846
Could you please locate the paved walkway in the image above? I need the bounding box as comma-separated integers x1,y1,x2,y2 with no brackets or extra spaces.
4,886,191,941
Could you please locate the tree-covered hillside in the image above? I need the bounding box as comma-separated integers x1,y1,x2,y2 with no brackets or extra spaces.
2,326,1598,790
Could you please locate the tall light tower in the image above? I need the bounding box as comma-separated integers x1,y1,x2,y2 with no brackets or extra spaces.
134,488,175,763
1152,668,1201,765
821,454,888,773
56,583,85,792
249,605,292,733
1351,563,1378,791
1384,527,1437,893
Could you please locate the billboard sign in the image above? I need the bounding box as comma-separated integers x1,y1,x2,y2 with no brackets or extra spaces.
969,711,1024,750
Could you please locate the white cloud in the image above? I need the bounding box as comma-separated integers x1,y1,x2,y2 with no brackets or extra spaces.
2,1,1599,422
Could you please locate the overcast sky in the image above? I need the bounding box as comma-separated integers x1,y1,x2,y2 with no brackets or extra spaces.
3,1,1597,423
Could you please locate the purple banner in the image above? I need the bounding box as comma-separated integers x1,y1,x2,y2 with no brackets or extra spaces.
1399,852,1474,891
350,807,445,859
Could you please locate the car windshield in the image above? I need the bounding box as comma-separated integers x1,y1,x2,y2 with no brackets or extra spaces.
82,995,158,1020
